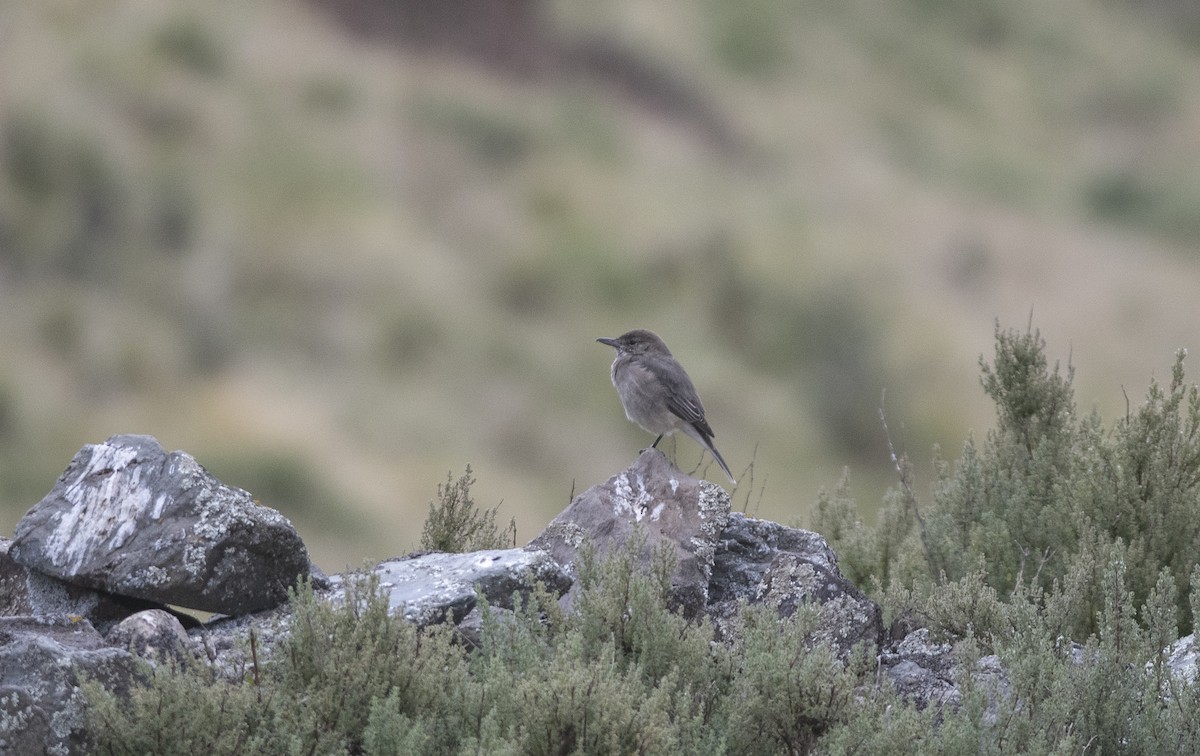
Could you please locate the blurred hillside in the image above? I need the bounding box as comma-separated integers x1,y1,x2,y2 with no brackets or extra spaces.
2,0,1200,571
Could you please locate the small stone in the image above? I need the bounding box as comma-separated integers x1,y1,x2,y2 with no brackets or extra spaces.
106,609,193,664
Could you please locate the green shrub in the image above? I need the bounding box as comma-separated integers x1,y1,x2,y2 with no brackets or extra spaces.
822,544,1200,753
825,323,1200,638
815,321,1200,751
419,465,517,552
84,657,261,755
85,576,471,755
726,604,864,755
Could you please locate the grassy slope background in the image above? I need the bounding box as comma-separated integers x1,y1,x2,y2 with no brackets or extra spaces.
1,0,1199,570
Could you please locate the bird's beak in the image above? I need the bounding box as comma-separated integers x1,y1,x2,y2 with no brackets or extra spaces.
596,337,619,348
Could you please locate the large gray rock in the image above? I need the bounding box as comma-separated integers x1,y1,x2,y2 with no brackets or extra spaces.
708,513,883,655
528,449,731,618
1162,633,1198,686
189,548,572,679
10,435,311,615
0,537,165,634
329,547,573,626
0,615,137,755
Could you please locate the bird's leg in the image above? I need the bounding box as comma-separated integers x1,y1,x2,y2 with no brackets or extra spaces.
651,434,664,449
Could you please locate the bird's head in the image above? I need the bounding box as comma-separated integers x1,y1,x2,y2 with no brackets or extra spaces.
596,329,671,356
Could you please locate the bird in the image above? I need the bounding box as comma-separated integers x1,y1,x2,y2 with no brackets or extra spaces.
597,329,735,484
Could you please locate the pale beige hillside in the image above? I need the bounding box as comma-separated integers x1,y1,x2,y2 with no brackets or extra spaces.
1,0,1199,569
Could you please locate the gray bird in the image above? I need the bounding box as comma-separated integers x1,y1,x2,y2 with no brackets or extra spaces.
597,329,735,484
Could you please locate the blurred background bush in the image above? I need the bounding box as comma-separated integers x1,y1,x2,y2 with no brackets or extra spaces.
2,0,1199,570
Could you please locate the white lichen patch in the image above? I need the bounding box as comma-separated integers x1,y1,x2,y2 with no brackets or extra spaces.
133,565,170,588
183,542,208,579
44,444,154,575
0,691,33,739
611,472,658,521
558,522,587,548
692,481,731,546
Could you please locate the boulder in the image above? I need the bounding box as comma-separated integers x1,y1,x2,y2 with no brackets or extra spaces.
707,513,883,655
328,547,573,626
528,449,730,618
0,616,137,755
10,435,312,615
879,628,960,712
1163,633,1198,686
879,628,1010,723
107,609,193,664
187,548,571,679
1,536,173,634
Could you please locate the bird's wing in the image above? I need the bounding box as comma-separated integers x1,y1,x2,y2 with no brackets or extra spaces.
644,354,715,437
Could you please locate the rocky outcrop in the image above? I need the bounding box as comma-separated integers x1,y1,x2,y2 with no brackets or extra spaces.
0,616,137,755
528,449,730,618
0,435,1095,752
707,512,883,655
190,548,575,679
10,435,313,615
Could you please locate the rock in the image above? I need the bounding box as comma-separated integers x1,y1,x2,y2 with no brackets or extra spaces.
329,547,573,627
880,628,960,712
187,603,294,683
453,604,517,649
0,537,35,617
106,609,192,664
186,548,570,680
528,449,730,618
1163,633,1198,685
707,513,883,655
10,434,312,615
1,536,194,635
878,629,1011,723
0,615,137,755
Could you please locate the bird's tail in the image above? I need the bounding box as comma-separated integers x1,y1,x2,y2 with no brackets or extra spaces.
681,423,737,485
706,442,736,485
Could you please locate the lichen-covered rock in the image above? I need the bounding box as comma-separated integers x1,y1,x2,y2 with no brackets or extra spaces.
1163,633,1198,685
10,435,311,615
0,616,137,755
528,449,731,618
880,629,1010,723
186,602,295,683
707,513,883,655
880,628,960,711
106,609,192,664
0,537,169,634
329,547,572,626
186,548,571,680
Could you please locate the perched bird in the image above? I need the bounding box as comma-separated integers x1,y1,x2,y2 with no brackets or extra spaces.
597,329,735,484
